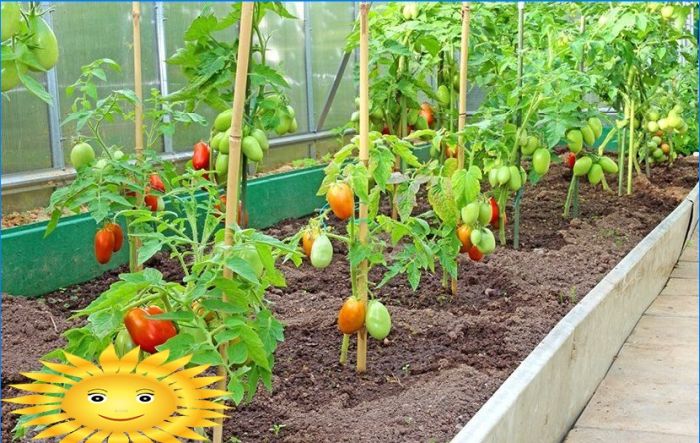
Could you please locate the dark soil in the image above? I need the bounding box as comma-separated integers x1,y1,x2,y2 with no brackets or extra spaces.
2,157,697,443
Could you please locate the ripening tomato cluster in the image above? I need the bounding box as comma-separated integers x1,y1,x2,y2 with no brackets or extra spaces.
457,197,500,262
94,223,124,265
564,118,619,186
337,297,392,340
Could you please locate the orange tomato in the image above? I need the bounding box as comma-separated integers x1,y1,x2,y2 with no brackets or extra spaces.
301,230,317,257
337,297,366,334
457,225,472,253
420,102,435,127
327,182,354,220
661,143,670,154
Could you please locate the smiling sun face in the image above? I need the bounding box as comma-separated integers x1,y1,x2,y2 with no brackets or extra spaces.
5,345,229,442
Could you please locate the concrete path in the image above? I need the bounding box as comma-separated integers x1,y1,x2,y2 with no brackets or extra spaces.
565,231,698,443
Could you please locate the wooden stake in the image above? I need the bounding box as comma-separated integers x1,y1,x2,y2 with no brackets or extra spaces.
130,1,143,273
212,4,255,442
356,2,370,374
452,2,471,296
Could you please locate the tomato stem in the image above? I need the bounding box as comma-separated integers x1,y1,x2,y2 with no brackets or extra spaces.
339,334,350,365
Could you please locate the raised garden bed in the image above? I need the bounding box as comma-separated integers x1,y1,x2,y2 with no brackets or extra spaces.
2,157,698,442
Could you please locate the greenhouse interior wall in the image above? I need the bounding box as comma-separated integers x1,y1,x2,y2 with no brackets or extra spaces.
1,1,489,214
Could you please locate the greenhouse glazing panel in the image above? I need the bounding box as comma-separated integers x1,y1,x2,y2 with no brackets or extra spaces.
163,2,231,152
310,2,356,130
1,86,52,174
52,2,163,163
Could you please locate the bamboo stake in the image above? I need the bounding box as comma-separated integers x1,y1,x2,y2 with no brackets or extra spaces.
511,1,525,250
212,4,255,442
356,2,370,374
452,2,470,296
627,99,635,195
130,1,143,273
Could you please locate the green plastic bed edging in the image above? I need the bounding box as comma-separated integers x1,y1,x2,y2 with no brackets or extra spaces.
1,130,627,299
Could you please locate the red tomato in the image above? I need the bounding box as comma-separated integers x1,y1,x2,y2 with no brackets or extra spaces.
104,223,124,252
149,174,165,193
564,152,576,169
489,197,499,227
94,228,115,264
192,141,211,171
327,182,354,220
381,125,391,135
337,297,366,334
124,306,177,354
468,245,484,262
420,102,435,127
144,195,164,211
214,196,249,226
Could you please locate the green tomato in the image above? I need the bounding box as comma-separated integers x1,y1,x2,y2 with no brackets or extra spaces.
415,115,428,130
661,5,674,18
407,109,419,126
532,148,551,175
286,105,296,119
581,124,595,145
310,234,333,269
288,117,298,133
653,148,664,159
521,135,538,156
478,202,492,226
365,300,391,340
647,110,660,121
478,228,496,255
214,109,233,132
251,128,269,151
599,156,618,174
1,3,21,41
573,156,592,176
587,164,603,185
114,329,137,357
235,244,264,277
275,115,291,135
658,118,668,130
218,128,231,154
1,60,27,92
242,136,264,162
588,117,603,139
496,165,511,185
27,16,59,71
647,121,659,133
70,142,96,169
461,202,480,226
667,113,682,129
113,150,125,161
436,85,450,106
211,131,226,151
488,168,499,188
651,136,662,145
470,228,483,247
508,165,522,191
566,129,583,153
518,128,528,147
215,153,229,177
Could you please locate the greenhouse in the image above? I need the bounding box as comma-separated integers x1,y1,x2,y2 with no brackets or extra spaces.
1,2,698,442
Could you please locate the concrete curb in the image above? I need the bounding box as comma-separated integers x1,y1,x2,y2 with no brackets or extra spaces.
452,183,699,443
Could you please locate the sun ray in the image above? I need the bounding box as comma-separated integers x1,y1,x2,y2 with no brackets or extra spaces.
34,419,82,439
62,353,102,376
175,408,227,419
158,419,207,441
141,428,180,443
10,404,61,415
41,361,96,379
190,388,230,400
185,375,224,389
146,355,192,378
98,345,132,375
4,394,61,405
162,364,209,383
126,431,153,443
21,371,77,385
176,398,229,410
84,430,110,443
107,432,130,443
23,411,69,427
59,426,95,443
134,349,170,374
11,382,67,394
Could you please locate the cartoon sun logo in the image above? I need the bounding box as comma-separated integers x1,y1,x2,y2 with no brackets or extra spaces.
5,345,228,442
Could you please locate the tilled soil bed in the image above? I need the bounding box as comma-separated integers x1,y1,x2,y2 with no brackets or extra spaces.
2,157,698,442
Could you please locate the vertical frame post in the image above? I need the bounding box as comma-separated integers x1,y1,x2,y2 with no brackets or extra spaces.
303,2,316,159
42,2,64,170
154,1,173,154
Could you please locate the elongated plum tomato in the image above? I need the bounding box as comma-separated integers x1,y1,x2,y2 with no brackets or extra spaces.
365,300,392,340
337,297,365,334
327,182,354,220
489,197,499,227
114,328,136,357
301,229,317,257
192,141,210,170
94,228,115,264
310,234,333,269
144,195,164,212
420,102,435,127
124,306,177,354
149,174,165,193
457,225,472,253
26,16,59,71
468,245,484,262
104,223,124,252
